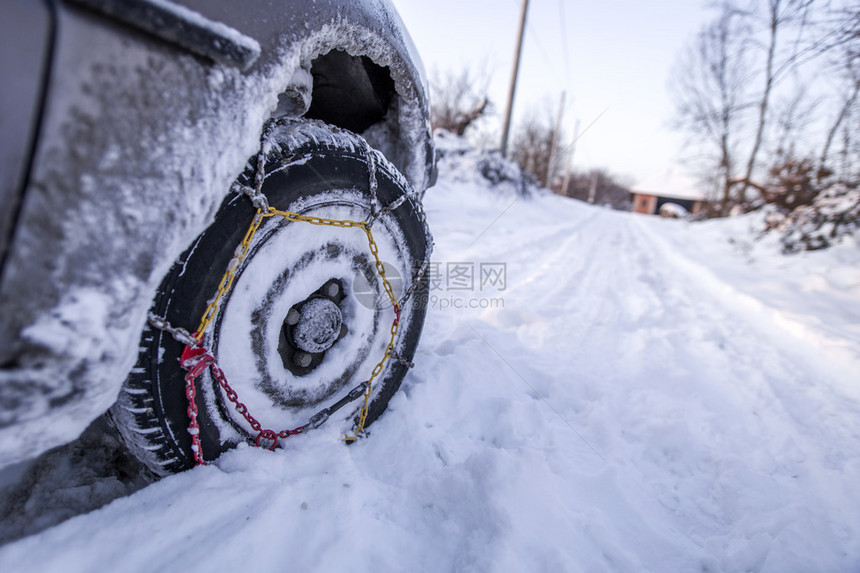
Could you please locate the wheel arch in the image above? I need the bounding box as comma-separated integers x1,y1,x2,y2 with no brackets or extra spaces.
162,0,437,193
55,0,436,192
266,18,437,195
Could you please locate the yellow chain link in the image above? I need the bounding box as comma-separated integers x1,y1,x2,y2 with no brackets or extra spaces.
195,206,401,441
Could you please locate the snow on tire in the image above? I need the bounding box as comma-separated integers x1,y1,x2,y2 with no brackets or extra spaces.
108,122,431,475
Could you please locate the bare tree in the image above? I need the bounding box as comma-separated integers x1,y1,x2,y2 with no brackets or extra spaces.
739,0,817,199
819,9,860,181
672,0,859,216
672,4,752,215
557,169,632,210
768,83,818,164
508,105,566,188
429,67,492,137
820,70,859,180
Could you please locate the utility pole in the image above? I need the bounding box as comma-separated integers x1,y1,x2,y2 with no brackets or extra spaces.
500,0,529,158
587,171,598,204
560,118,579,196
545,91,566,190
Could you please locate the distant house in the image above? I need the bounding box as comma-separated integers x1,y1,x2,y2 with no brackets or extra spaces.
630,168,706,216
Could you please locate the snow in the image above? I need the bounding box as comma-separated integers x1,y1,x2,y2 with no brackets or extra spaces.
658,202,689,218
292,297,343,353
1,149,859,571
145,0,262,58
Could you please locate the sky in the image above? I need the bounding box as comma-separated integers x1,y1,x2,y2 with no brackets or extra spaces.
392,0,714,186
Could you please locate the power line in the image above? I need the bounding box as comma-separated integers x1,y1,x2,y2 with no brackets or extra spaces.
557,0,571,87
507,0,566,93
574,107,610,144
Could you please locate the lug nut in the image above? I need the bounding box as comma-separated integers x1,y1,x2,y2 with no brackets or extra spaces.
294,351,312,368
324,281,340,299
286,307,300,326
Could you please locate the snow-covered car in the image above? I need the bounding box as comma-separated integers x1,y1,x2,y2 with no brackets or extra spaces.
0,0,434,475
659,202,689,219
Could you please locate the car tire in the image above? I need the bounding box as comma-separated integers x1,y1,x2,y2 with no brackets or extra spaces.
108,121,431,475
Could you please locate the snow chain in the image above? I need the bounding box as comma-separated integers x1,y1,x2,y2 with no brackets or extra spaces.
151,119,431,466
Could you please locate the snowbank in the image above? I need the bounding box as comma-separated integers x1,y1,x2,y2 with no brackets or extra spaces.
1,151,858,572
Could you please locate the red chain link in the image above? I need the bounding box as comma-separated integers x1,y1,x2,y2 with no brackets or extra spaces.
180,343,304,465
180,345,211,466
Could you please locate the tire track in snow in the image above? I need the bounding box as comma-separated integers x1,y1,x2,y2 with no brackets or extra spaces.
474,200,860,566
619,214,860,563
2,183,858,572
632,214,860,420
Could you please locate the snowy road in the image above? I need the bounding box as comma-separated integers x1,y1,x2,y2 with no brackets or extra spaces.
1,170,859,572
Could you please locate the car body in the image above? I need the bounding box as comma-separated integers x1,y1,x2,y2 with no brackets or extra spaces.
0,0,434,467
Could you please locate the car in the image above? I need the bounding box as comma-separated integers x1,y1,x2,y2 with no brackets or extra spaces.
0,0,434,475
658,202,690,219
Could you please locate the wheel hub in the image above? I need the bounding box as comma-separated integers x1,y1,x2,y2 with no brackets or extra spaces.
279,279,348,376
292,297,343,353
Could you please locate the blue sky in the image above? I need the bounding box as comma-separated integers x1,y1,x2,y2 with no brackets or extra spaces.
393,0,713,184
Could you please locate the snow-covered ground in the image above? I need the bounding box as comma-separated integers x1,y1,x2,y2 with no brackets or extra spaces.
1,153,859,572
